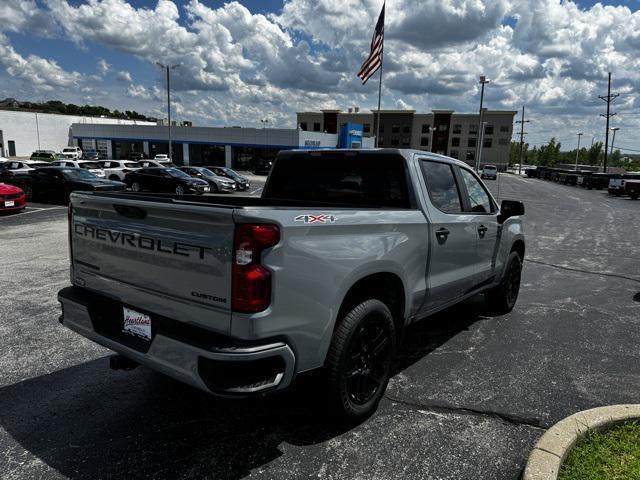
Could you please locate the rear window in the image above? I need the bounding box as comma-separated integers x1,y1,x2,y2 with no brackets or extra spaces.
264,153,411,208
80,162,101,169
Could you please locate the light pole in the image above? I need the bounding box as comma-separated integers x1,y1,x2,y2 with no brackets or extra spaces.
156,62,179,160
610,127,620,156
575,132,583,169
475,75,490,172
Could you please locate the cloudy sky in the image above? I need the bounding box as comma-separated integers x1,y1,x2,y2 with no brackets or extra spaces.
1,0,640,151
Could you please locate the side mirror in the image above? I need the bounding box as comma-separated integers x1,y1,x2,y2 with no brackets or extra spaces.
498,200,525,223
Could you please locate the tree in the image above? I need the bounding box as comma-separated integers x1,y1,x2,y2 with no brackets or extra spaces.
587,142,603,166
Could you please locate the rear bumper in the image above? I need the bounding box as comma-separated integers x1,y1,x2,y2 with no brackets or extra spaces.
58,286,296,395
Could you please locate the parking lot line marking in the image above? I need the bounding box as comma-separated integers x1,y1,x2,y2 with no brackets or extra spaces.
0,206,66,219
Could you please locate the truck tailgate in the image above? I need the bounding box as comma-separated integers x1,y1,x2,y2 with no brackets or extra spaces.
69,194,234,334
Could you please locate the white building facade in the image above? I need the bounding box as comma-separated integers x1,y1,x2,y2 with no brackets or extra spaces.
0,109,155,158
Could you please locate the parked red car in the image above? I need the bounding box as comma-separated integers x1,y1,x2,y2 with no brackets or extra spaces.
625,179,640,200
0,183,27,213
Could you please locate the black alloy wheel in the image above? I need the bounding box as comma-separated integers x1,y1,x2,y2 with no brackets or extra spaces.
326,299,396,419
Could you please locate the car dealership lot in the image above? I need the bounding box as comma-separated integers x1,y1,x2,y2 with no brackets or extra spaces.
1,174,638,480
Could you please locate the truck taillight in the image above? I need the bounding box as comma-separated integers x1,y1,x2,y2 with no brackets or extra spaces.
232,224,280,313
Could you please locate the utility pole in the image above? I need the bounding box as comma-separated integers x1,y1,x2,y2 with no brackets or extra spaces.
575,132,583,169
156,62,179,160
599,72,619,173
610,127,619,156
475,75,490,172
35,112,41,150
516,105,529,175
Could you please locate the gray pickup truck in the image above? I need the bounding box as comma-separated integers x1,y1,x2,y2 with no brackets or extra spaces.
58,149,525,418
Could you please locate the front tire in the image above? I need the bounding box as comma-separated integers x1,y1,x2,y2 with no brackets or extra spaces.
175,185,185,195
325,299,396,419
485,251,522,314
131,182,141,192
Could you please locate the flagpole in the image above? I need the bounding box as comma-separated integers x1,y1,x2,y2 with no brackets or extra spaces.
375,49,384,148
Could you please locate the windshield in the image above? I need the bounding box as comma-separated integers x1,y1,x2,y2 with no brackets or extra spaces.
165,167,190,178
221,168,241,179
61,169,97,180
197,168,215,176
80,162,101,169
484,166,497,171
124,162,139,168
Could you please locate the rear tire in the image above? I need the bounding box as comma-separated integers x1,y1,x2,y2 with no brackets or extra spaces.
325,299,396,419
131,182,141,192
485,251,522,315
630,193,639,200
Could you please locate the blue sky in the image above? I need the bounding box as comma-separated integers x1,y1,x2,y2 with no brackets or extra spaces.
2,0,640,150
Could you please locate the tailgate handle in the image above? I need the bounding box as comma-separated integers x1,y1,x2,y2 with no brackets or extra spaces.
113,204,147,220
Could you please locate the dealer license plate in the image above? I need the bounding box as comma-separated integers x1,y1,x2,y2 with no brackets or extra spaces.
122,307,152,341
4,201,15,207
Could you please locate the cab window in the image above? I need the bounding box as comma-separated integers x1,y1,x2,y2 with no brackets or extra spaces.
459,168,495,213
421,161,463,214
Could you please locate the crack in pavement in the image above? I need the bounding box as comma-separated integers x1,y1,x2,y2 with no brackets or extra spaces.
526,258,640,284
384,394,550,431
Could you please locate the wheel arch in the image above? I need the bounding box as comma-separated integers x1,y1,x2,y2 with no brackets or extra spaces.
510,239,525,260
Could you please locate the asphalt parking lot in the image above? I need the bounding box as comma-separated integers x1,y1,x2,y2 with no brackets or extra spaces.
1,174,639,479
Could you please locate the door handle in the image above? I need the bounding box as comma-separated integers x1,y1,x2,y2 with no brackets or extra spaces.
435,228,450,239
477,225,488,237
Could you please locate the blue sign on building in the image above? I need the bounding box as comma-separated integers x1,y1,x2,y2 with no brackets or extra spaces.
338,123,364,149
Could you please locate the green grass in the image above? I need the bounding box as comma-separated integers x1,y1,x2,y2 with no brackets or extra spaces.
559,421,640,480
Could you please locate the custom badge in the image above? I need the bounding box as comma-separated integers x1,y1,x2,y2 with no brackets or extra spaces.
294,214,338,224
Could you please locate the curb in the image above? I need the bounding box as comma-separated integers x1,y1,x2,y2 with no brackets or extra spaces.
523,404,640,480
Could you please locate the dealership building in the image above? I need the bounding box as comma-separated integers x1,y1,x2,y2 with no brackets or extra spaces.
297,109,517,168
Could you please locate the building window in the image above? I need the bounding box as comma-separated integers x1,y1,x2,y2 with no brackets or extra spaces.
483,139,493,148
313,122,321,132
466,151,475,162
420,137,429,146
392,124,400,133
468,138,477,148
363,123,371,134
402,137,410,146
450,150,459,159
402,125,411,134
391,138,400,146
422,124,430,134
438,124,448,132
485,125,494,135
451,137,460,147
469,124,478,135
498,138,509,146
452,124,462,134
500,125,510,133
300,122,308,131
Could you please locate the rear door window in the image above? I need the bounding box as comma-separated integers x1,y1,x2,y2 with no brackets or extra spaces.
420,161,463,214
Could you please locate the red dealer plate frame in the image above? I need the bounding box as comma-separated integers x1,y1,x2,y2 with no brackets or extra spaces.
122,307,152,341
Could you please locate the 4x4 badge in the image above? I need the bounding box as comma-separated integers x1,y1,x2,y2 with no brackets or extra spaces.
294,214,338,224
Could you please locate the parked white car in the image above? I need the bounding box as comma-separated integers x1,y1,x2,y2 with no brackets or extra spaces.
51,160,105,178
0,161,35,174
61,146,83,159
98,160,142,181
154,154,171,161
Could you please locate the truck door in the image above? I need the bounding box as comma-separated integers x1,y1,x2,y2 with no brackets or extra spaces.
419,159,477,312
455,166,501,288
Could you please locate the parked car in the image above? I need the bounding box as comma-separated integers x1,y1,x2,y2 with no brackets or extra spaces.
30,150,61,162
98,160,141,182
138,159,174,168
177,166,236,193
205,166,250,191
3,167,125,203
124,167,210,195
625,179,640,200
481,165,498,180
253,158,273,175
608,173,640,196
0,183,27,213
61,146,83,159
51,160,106,178
0,161,36,175
59,149,525,419
0,156,9,163
154,154,171,161
82,151,100,161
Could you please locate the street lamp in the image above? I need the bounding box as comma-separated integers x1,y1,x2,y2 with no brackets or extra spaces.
610,127,620,156
575,132,583,169
156,62,179,160
475,75,490,172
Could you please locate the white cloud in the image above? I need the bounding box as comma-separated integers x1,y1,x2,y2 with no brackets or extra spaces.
97,59,111,76
116,70,132,82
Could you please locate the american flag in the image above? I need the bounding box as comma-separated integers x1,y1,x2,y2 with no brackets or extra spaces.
357,3,385,85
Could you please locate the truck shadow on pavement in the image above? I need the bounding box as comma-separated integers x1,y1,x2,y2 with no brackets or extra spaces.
0,298,489,479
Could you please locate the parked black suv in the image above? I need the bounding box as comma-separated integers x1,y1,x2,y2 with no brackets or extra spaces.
124,167,210,195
